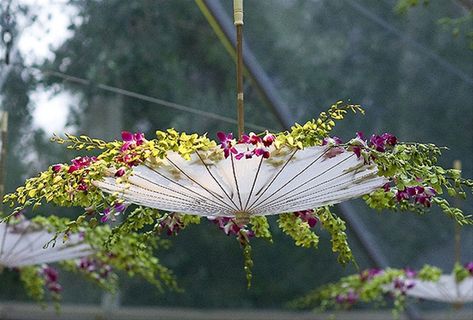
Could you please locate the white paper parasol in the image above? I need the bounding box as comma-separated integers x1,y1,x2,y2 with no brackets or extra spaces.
95,144,386,224
0,220,93,268
406,274,473,304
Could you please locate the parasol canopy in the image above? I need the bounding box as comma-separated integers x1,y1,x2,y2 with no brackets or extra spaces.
0,220,93,268
405,274,473,304
95,143,387,224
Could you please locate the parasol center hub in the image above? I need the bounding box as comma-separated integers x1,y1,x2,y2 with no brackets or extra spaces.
235,211,250,226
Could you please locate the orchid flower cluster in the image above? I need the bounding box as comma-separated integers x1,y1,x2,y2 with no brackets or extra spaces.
291,262,473,317
2,102,473,285
217,131,275,159
41,265,62,294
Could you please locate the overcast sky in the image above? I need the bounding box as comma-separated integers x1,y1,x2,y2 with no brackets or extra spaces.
15,0,78,133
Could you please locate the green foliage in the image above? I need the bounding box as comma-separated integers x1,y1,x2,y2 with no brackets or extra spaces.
277,213,319,248
317,207,354,265
453,262,470,282
34,215,178,291
395,0,473,49
19,266,47,303
242,241,253,288
290,264,452,317
275,101,364,149
395,0,430,14
249,216,272,242
365,143,473,225
417,264,442,281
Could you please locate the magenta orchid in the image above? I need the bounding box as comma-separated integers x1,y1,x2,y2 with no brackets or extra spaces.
217,131,238,158
262,133,275,147
41,265,62,294
116,131,146,167
99,202,127,223
465,262,473,275
322,136,345,159
294,209,318,228
67,156,97,173
395,186,436,207
159,214,184,236
360,268,382,282
369,133,397,152
335,290,359,306
219,131,274,160
393,277,416,294
114,167,126,177
239,132,262,145
322,136,343,146
77,257,113,279
208,216,255,245
120,131,145,152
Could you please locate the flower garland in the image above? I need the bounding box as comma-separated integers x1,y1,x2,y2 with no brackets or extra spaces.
290,262,473,317
2,102,472,285
2,213,177,305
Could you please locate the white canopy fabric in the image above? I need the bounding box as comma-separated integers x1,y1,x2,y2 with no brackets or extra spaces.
406,275,473,304
0,220,93,268
95,144,387,219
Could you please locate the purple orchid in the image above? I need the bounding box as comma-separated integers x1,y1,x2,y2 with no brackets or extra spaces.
67,156,97,173
239,132,262,145
253,147,270,159
465,261,473,275
51,164,62,173
393,277,416,294
77,257,113,279
120,131,145,152
322,136,343,146
42,265,59,283
360,268,382,282
114,167,126,177
369,133,398,152
41,265,62,294
159,214,184,236
381,132,397,146
208,216,255,245
262,133,275,147
294,209,318,228
100,202,127,223
77,180,89,192
370,134,387,152
335,290,359,306
348,132,367,159
395,186,436,207
404,267,417,278
217,132,238,158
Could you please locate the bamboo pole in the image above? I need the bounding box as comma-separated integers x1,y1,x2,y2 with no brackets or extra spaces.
234,0,244,137
0,111,8,212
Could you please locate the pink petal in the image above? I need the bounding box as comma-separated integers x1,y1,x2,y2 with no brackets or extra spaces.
121,131,134,142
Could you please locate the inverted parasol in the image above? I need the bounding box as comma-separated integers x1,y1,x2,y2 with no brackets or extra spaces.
0,220,92,268
95,143,386,225
405,274,473,303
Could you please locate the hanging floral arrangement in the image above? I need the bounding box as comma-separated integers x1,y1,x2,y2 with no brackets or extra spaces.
290,261,473,317
2,102,472,285
0,211,177,306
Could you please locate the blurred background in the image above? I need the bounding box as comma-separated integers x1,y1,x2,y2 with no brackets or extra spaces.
0,0,472,319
